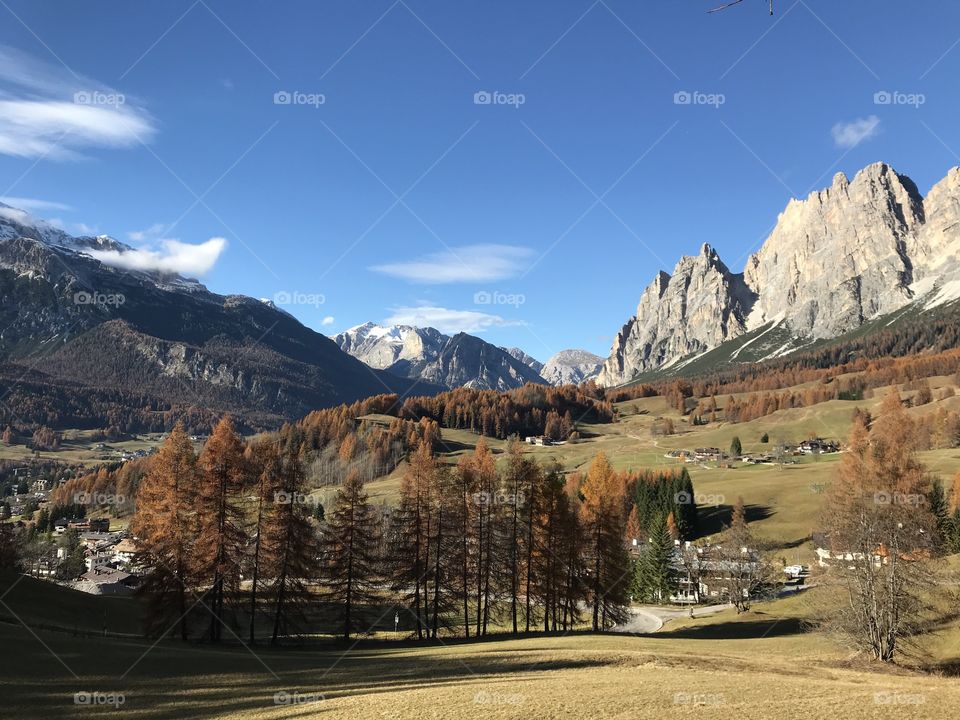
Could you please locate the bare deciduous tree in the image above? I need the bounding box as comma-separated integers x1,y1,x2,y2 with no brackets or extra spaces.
818,393,945,662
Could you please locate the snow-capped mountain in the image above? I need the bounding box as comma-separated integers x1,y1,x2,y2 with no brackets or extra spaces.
0,203,429,429
335,323,547,391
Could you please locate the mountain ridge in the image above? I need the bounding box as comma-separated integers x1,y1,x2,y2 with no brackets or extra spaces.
334,322,547,391
0,209,434,430
597,162,960,386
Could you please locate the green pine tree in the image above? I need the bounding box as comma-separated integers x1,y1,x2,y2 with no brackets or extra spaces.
927,478,950,550
950,508,960,554
730,436,742,458
633,514,677,603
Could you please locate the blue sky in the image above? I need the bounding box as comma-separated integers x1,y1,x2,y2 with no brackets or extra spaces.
1,1,959,361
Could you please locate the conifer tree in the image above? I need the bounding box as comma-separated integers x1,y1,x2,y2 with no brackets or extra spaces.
927,477,950,549
131,422,198,640
390,441,434,639
502,441,531,635
464,439,499,635
264,429,318,645
195,417,249,642
730,436,742,458
454,451,480,637
245,438,282,643
633,513,677,603
321,470,381,640
580,452,630,630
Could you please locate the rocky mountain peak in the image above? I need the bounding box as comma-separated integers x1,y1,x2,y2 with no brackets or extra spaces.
541,349,603,386
598,162,960,387
334,323,547,391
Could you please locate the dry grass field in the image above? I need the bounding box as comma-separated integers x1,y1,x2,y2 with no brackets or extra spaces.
3,600,959,720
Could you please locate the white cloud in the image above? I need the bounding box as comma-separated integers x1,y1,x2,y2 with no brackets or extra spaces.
321,315,335,326
0,44,156,160
370,244,534,284
127,223,169,242
383,305,522,334
0,196,72,212
832,116,880,149
87,237,227,276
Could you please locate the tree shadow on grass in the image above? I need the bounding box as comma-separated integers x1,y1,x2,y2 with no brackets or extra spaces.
658,616,807,640
1,622,616,720
696,503,773,538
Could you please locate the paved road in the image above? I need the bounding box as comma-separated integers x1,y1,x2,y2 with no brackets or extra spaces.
612,603,732,634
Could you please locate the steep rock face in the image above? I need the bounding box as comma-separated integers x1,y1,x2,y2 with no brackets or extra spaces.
915,167,960,278
421,333,546,391
597,244,756,384
502,347,544,375
335,323,547,391
744,163,924,337
541,349,603,386
598,162,960,386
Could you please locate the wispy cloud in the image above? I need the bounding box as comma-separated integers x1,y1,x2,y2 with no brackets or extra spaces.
384,305,522,334
832,116,880,149
87,238,227,276
320,315,335,326
0,44,156,159
370,244,534,284
127,223,169,242
0,196,72,212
